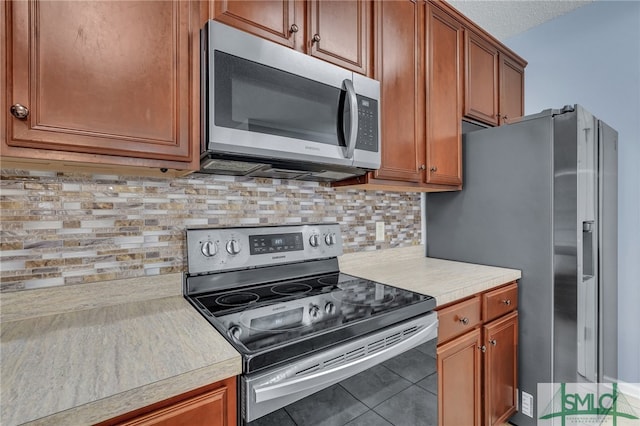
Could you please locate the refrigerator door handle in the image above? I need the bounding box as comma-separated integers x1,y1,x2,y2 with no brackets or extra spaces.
582,221,595,279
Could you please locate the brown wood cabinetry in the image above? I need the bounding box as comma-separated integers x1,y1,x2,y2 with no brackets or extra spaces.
464,30,526,126
334,0,462,192
465,31,500,126
499,54,526,125
210,0,371,75
2,0,202,176
335,0,525,192
438,328,482,426
369,0,425,184
97,377,236,426
437,282,519,426
211,0,299,49
425,2,463,186
484,310,518,426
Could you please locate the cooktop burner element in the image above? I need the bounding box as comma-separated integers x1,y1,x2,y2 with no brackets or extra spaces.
215,292,260,307
271,283,312,295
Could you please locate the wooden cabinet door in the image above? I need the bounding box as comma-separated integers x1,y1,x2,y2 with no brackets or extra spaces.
437,329,482,426
464,31,499,126
5,0,196,164
373,0,425,183
499,54,525,125
425,3,463,186
211,0,300,49
484,311,518,426
121,386,232,426
307,0,371,75
100,377,237,426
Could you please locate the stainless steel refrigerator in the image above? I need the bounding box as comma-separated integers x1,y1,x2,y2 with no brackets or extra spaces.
425,105,618,426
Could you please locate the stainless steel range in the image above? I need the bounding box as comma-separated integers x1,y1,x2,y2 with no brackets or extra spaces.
183,224,438,424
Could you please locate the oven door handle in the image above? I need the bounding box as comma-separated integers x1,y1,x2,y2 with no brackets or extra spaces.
253,319,438,404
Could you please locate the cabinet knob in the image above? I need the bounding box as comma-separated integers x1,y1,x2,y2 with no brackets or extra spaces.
479,345,486,353
459,317,469,325
502,299,511,306
503,115,509,123
419,164,426,171
489,339,497,346
289,24,299,34
312,34,321,44
10,104,29,119
429,166,438,172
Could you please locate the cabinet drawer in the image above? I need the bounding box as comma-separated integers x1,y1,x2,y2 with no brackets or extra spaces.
482,282,518,322
437,295,481,344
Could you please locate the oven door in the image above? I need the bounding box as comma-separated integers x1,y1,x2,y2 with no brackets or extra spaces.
203,20,380,171
241,312,438,423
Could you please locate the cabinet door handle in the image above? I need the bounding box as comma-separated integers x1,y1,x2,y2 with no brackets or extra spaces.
312,34,321,44
501,299,511,306
479,345,486,353
459,317,469,325
489,339,497,346
289,24,299,34
419,164,426,171
10,103,29,119
429,166,438,172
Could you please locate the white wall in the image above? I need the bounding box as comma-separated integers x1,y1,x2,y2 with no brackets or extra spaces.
506,0,640,382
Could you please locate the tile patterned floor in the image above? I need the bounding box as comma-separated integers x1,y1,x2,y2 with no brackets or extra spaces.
248,340,438,426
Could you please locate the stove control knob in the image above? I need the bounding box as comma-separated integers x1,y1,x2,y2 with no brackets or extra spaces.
325,233,336,246
228,325,242,340
226,239,241,255
309,304,321,320
324,302,336,315
309,234,320,247
201,241,217,257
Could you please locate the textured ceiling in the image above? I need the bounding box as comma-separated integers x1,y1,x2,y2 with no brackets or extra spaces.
448,0,595,41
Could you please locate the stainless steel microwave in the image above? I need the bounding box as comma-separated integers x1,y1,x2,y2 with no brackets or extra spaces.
200,20,381,181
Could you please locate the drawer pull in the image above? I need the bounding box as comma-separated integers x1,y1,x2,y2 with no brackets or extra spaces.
502,299,511,306
459,317,469,325
489,339,497,346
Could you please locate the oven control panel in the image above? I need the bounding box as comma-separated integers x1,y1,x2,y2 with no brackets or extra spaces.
186,224,343,274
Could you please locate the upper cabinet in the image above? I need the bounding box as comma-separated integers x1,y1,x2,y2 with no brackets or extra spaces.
2,0,202,176
499,54,525,125
425,2,463,187
464,31,500,126
464,29,526,126
307,0,371,75
211,0,299,49
336,0,463,192
370,0,425,184
210,0,372,76
335,0,526,192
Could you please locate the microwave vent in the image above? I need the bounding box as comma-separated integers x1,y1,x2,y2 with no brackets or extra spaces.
201,158,265,175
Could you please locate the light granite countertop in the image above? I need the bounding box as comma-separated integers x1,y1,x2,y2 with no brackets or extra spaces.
0,274,241,426
339,245,521,306
0,245,520,425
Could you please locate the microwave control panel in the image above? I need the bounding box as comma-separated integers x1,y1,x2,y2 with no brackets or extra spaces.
355,96,379,153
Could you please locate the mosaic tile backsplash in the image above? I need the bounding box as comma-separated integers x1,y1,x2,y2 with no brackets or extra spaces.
0,170,421,292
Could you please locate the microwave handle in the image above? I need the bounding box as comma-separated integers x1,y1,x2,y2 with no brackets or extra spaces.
343,79,358,159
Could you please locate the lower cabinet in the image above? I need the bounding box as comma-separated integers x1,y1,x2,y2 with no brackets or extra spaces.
484,311,518,426
438,328,482,426
98,377,237,426
436,282,518,426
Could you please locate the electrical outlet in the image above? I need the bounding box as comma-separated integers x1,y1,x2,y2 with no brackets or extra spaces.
375,222,385,241
521,390,533,418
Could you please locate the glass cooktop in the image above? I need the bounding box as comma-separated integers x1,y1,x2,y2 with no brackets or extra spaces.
191,272,435,370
